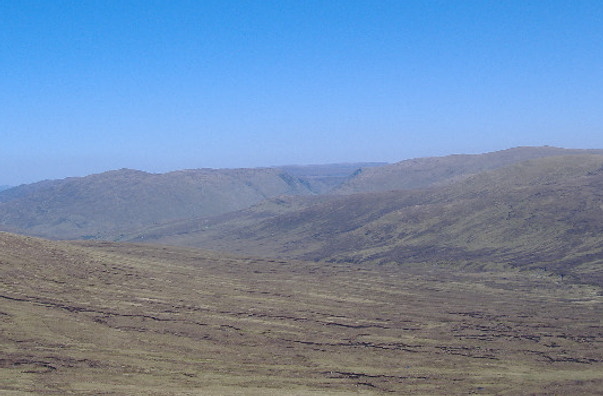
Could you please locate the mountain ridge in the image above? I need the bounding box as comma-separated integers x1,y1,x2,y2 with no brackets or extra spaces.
3,145,603,280
333,146,603,194
127,153,603,288
0,167,315,239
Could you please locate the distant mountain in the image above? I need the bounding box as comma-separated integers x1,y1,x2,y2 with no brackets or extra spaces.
0,167,314,239
332,146,603,194
0,163,389,240
0,179,59,203
0,185,11,192
130,154,603,287
5,145,603,282
278,162,388,193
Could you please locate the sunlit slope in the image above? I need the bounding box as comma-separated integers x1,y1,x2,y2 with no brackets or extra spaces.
0,232,601,394
133,154,603,286
333,146,603,194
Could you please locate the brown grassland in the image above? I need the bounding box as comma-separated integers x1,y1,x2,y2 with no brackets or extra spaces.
0,232,602,394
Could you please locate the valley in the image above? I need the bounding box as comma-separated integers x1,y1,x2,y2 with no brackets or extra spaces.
1,147,603,394
125,152,603,288
5,0,603,393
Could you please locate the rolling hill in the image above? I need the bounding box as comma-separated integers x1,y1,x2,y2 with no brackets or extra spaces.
2,146,603,289
1,146,599,243
1,231,601,394
128,154,603,288
2,147,603,393
332,146,603,194
0,167,315,240
0,163,388,240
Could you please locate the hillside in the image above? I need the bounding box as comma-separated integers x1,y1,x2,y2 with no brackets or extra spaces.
333,146,603,194
0,163,389,240
0,167,314,240
1,231,601,394
1,146,598,243
129,154,603,287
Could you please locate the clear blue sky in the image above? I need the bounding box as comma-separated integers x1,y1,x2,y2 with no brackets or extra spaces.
2,0,603,185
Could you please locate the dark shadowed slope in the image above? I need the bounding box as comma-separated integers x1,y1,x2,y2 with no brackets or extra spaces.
130,154,603,287
0,167,314,240
1,231,601,394
279,162,387,193
333,146,603,194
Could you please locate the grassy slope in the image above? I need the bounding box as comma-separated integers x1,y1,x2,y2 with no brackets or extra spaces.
0,232,602,394
333,146,603,194
132,155,603,287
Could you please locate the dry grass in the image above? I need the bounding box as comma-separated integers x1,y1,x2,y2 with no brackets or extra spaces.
0,233,602,394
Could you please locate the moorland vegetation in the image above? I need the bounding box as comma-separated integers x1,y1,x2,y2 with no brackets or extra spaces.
1,146,603,394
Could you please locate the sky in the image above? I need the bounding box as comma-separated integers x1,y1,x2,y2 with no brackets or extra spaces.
2,0,603,185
